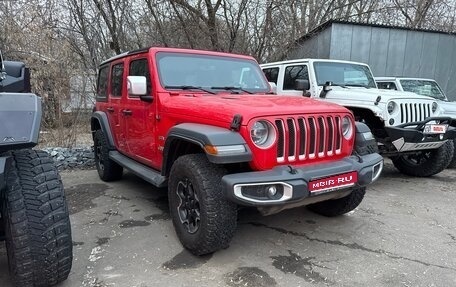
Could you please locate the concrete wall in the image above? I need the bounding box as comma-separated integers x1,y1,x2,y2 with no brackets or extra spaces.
288,23,456,100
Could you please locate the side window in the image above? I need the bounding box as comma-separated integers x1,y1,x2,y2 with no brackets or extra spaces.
262,67,279,84
96,65,109,100
377,82,397,90
129,59,151,96
284,65,308,90
111,63,124,97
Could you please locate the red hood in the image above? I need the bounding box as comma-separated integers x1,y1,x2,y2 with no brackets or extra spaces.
160,93,350,124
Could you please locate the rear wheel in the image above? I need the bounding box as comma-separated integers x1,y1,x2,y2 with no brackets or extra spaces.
94,129,123,181
307,187,366,217
1,149,73,286
392,140,454,176
168,154,237,256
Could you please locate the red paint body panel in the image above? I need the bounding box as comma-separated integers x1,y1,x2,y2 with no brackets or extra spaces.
96,47,356,172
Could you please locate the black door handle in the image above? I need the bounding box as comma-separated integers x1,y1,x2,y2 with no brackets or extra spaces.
122,109,132,116
106,107,115,113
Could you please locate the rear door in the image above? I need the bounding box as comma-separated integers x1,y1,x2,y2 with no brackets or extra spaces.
108,60,128,153
122,56,157,168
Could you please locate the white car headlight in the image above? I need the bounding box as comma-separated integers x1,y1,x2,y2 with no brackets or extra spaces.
387,101,396,114
342,116,354,139
250,120,275,148
432,102,438,113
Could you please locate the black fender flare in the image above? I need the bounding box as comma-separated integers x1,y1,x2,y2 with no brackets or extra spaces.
354,122,378,155
162,123,252,175
90,111,115,149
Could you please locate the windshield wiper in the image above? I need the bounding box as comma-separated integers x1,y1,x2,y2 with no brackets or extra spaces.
164,85,216,95
210,86,253,94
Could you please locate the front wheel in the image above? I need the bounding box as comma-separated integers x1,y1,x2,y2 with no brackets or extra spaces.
392,140,454,177
1,149,73,286
168,154,237,256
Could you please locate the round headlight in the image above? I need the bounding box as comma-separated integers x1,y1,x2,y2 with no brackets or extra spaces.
432,102,438,113
342,116,353,139
250,120,275,148
387,101,396,114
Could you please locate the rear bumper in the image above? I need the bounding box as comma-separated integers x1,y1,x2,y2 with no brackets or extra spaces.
221,153,383,206
385,117,456,152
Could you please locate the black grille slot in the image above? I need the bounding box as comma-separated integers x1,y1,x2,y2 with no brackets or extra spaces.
308,117,316,155
335,117,341,150
327,117,334,152
287,119,296,158
298,118,306,156
275,120,284,158
318,117,325,154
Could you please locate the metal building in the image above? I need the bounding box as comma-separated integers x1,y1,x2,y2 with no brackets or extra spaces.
285,21,456,100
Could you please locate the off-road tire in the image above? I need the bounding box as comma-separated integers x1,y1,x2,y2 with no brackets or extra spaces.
307,187,366,217
447,139,456,168
168,154,237,256
392,140,454,177
1,149,72,286
94,129,123,181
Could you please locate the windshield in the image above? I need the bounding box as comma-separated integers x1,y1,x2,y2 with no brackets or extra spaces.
399,79,447,101
156,52,269,93
313,62,376,88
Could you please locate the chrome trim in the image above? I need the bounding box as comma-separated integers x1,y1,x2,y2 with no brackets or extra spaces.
372,161,383,182
233,182,293,203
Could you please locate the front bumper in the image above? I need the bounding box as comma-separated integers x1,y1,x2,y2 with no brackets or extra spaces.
385,117,456,152
221,153,383,206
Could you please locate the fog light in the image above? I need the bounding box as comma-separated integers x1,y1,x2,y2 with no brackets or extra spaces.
389,119,395,125
267,186,277,198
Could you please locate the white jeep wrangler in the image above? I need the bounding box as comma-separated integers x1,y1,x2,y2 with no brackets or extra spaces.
375,76,456,168
261,59,456,177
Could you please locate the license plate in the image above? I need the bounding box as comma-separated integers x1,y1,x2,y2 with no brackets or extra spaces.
424,124,447,134
309,171,358,195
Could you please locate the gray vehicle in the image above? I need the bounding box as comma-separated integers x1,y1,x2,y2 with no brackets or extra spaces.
0,52,72,286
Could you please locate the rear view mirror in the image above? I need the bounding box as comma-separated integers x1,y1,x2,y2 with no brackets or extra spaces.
268,82,277,94
295,79,310,91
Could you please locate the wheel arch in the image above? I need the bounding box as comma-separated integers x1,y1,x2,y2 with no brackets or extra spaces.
91,111,115,149
162,123,252,176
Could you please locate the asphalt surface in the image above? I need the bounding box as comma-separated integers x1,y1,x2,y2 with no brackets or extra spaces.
1,161,456,287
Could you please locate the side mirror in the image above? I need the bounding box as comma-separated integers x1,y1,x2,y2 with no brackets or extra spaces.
127,75,152,102
295,79,310,91
268,82,277,94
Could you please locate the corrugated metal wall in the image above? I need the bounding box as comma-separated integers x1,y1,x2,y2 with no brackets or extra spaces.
288,23,456,100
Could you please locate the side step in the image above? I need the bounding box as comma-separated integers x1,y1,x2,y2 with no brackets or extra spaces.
109,151,167,188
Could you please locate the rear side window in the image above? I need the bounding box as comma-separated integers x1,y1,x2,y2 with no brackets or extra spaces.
111,63,124,97
96,66,109,100
262,67,279,84
129,59,151,96
284,65,308,90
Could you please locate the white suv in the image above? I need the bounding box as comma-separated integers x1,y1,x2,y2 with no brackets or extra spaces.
376,77,456,168
261,59,456,177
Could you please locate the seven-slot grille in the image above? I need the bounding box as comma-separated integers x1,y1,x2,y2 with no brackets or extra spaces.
275,116,343,163
399,103,432,124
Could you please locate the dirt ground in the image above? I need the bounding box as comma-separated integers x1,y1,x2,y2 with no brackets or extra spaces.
1,161,456,287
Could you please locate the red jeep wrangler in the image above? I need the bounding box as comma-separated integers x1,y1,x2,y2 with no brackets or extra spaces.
91,47,383,255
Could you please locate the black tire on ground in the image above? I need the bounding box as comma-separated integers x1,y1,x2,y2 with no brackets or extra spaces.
1,149,73,286
94,129,123,181
168,154,237,256
447,139,456,169
307,187,366,217
392,140,454,177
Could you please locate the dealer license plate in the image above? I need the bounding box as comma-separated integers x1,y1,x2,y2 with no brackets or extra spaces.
424,124,447,134
309,171,358,195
